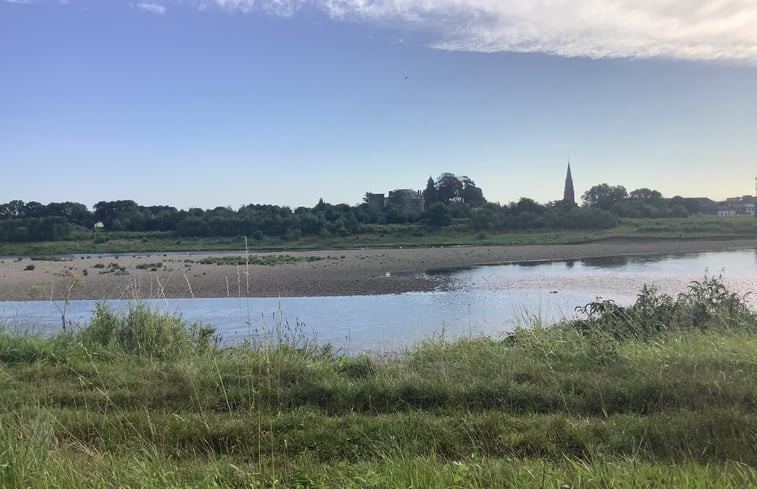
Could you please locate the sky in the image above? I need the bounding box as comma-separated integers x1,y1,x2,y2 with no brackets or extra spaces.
1,0,756,210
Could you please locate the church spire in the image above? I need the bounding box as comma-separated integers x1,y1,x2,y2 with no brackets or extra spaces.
563,162,575,205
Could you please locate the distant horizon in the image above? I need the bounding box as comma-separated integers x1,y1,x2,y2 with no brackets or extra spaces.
0,173,751,213
2,1,756,211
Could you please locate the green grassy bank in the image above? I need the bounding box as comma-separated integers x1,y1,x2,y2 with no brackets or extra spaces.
1,280,756,488
2,215,757,256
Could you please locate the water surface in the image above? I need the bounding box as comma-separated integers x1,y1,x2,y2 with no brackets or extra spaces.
2,249,755,353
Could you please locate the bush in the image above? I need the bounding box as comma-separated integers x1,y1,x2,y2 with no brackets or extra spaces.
568,276,755,340
79,303,215,359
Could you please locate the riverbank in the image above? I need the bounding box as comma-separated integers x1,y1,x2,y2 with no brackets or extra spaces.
0,290,755,488
0,238,755,301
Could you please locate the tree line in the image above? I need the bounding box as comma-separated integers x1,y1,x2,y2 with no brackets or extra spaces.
581,184,702,218
0,175,708,242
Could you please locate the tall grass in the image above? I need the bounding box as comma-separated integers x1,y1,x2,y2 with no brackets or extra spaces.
0,278,755,487
79,302,215,359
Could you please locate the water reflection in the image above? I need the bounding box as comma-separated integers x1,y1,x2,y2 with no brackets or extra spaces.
2,249,756,354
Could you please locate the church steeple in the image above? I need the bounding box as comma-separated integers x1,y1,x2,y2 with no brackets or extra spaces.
563,162,575,205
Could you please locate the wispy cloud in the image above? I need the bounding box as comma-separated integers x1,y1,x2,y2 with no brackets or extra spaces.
191,0,757,62
136,2,167,14
9,0,757,61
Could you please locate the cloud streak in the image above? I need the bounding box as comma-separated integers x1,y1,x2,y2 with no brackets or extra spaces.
194,0,757,62
136,2,167,14
11,0,756,61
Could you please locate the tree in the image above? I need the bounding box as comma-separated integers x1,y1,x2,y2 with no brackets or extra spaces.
93,200,139,230
459,176,485,205
427,173,486,205
422,176,439,205
45,202,94,227
424,202,451,227
436,173,464,204
582,184,628,211
0,200,26,218
629,188,662,200
512,198,544,216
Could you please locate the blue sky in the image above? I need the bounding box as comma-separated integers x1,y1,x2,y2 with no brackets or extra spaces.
2,0,756,210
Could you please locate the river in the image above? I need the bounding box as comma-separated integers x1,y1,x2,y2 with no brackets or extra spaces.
1,249,755,353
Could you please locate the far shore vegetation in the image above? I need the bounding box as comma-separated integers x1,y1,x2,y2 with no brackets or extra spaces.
0,277,755,487
2,174,756,256
1,215,756,257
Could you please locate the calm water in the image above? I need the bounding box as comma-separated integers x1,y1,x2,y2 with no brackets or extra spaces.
2,249,755,353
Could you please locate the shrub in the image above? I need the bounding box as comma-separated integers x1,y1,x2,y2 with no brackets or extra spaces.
135,262,163,271
568,276,755,340
79,303,215,359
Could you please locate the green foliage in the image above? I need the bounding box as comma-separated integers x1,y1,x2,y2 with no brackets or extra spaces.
569,276,755,340
135,261,163,271
97,262,127,275
0,280,755,486
0,415,56,488
79,303,215,359
0,329,76,364
582,183,629,210
424,202,452,228
0,216,71,242
29,256,63,261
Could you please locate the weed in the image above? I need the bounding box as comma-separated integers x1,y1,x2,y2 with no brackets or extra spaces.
135,262,164,271
0,279,754,487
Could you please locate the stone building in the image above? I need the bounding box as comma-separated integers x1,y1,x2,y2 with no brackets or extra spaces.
365,193,385,211
388,189,425,213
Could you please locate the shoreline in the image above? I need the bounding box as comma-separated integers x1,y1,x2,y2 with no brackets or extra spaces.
0,238,754,302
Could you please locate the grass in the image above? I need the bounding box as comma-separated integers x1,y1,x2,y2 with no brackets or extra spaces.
96,262,128,275
193,254,333,266
1,215,756,256
135,261,164,271
0,280,755,487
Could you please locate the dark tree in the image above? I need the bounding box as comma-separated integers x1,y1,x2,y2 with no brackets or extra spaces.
424,202,451,227
45,202,94,227
629,188,663,200
512,197,545,216
459,176,485,205
582,184,628,210
422,176,439,205
435,173,463,204
0,200,26,219
93,200,140,230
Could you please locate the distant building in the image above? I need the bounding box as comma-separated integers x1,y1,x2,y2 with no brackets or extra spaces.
712,195,755,216
717,202,755,216
563,163,575,205
365,193,385,211
388,189,425,213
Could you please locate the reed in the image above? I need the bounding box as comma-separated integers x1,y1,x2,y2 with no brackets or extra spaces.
0,278,755,488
